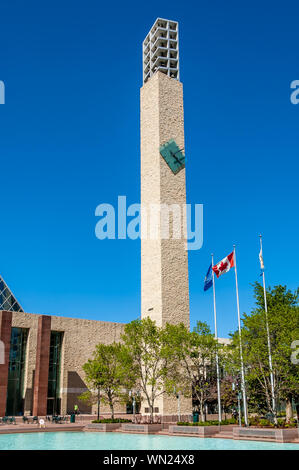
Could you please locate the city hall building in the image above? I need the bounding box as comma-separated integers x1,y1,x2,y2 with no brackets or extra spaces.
1,18,195,418
0,286,124,417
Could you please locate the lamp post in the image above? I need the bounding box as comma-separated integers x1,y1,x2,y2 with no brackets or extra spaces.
133,396,136,420
232,380,242,427
237,391,242,427
97,386,100,421
177,391,181,422
130,390,140,422
174,387,181,422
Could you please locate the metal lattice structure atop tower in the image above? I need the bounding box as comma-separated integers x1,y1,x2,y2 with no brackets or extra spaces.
143,18,179,84
0,274,23,312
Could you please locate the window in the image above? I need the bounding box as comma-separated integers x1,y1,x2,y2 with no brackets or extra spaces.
0,275,24,312
144,407,159,413
6,328,28,416
47,331,63,415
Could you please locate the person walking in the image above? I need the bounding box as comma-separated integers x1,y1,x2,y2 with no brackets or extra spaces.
39,418,46,429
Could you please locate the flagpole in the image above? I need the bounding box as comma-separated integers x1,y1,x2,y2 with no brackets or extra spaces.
211,254,222,423
233,245,249,427
259,234,277,423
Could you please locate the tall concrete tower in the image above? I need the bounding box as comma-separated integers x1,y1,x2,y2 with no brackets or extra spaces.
141,18,190,330
140,18,191,417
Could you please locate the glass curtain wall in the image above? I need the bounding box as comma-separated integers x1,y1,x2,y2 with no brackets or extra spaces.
6,327,28,416
47,331,63,415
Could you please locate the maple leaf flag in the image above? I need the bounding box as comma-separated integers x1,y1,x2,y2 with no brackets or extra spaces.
212,251,235,278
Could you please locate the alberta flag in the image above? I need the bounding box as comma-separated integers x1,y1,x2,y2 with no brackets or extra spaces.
212,251,235,278
204,264,213,291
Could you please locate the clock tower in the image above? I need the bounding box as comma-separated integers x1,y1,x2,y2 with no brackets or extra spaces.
140,18,191,417
141,18,190,331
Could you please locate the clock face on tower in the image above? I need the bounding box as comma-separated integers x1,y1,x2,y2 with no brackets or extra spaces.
159,139,185,174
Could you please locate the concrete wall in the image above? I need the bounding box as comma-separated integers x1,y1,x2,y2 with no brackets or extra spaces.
140,72,191,416
9,310,125,415
140,71,190,328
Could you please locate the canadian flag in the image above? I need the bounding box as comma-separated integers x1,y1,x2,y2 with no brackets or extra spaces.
212,251,235,278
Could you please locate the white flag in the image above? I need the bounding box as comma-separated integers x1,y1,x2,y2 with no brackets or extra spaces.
259,249,264,270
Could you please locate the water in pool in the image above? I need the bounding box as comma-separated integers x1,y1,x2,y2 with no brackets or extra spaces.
0,432,297,450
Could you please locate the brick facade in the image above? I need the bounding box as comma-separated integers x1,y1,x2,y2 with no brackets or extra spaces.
32,315,51,416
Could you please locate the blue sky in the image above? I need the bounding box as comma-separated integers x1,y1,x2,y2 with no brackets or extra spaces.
0,0,298,337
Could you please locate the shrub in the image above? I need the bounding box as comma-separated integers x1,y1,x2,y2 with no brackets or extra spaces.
259,419,272,427
285,419,297,428
177,418,237,427
223,418,238,425
249,416,260,426
277,418,285,427
248,416,296,428
91,418,132,424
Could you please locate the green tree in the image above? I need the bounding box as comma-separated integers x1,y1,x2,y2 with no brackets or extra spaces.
121,317,178,423
255,283,299,422
220,375,238,414
167,320,221,422
227,283,299,422
79,342,136,419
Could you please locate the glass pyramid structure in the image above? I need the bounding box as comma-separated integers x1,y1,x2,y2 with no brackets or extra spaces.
0,275,23,312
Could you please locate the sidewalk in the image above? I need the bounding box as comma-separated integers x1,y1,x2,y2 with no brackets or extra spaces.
0,422,84,434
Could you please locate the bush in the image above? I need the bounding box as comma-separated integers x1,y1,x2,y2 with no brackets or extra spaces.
91,418,132,424
222,418,238,425
259,419,273,427
249,416,260,426
277,418,285,427
177,418,237,427
248,416,296,428
284,419,297,428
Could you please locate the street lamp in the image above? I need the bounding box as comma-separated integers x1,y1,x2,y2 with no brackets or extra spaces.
130,390,140,422
173,387,181,422
97,386,101,421
232,381,242,427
